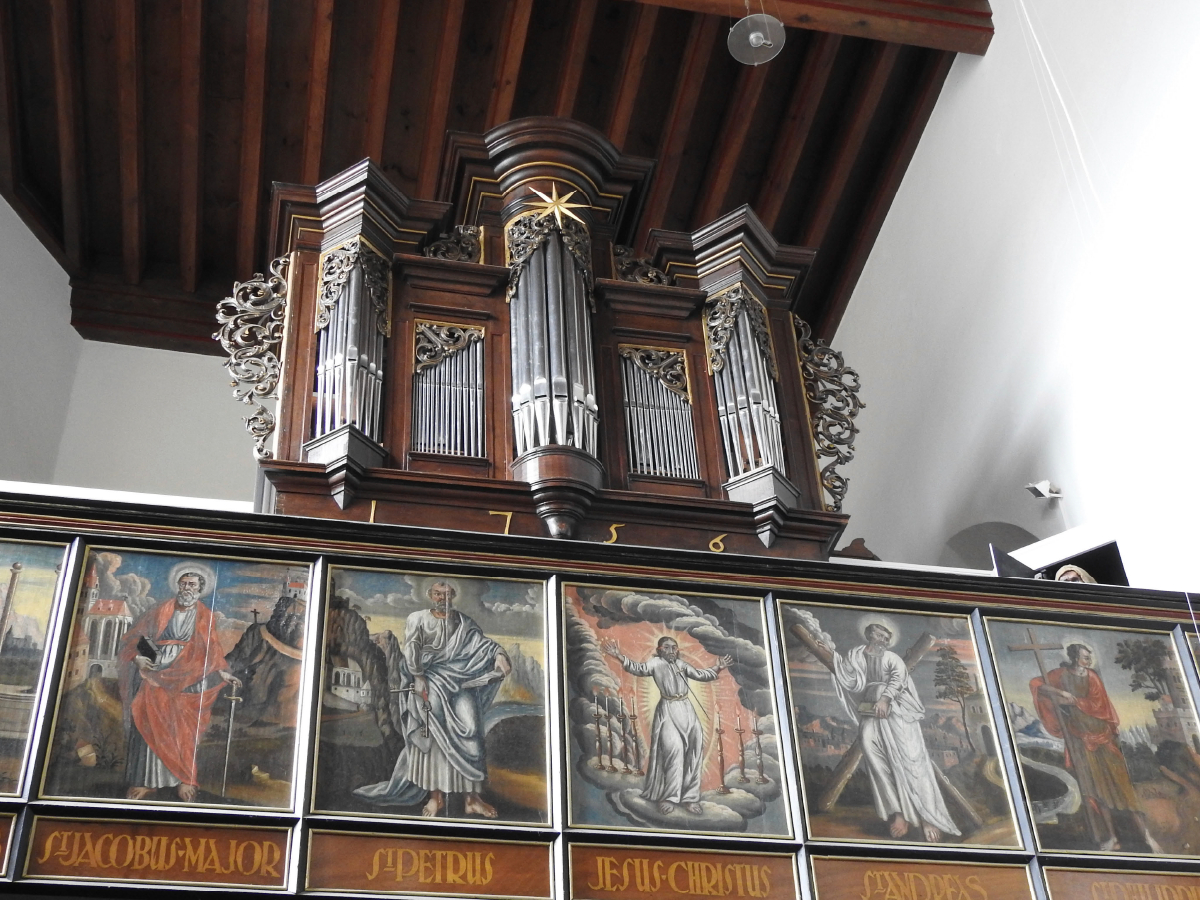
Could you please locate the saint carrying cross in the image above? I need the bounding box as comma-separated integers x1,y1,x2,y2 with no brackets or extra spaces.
789,621,984,828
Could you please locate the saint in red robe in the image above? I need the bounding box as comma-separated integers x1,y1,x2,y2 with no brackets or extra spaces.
119,598,229,788
1031,665,1140,812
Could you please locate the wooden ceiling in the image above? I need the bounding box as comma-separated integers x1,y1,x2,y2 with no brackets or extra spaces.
0,0,990,355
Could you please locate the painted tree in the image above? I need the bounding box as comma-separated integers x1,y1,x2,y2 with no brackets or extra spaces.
933,645,976,753
1114,637,1173,702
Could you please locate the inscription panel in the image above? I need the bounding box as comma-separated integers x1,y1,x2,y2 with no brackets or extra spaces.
569,843,797,900
306,830,551,898
24,816,290,889
1045,867,1200,899
809,856,1035,900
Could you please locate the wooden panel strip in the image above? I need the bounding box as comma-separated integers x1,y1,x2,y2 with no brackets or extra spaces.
49,0,85,273
634,12,720,251
606,3,658,150
755,32,841,232
485,0,534,130
553,0,597,118
627,0,992,55
817,49,955,339
115,0,143,285
363,0,402,163
235,0,270,278
301,0,333,185
179,0,204,291
416,0,464,198
799,40,900,249
691,60,770,227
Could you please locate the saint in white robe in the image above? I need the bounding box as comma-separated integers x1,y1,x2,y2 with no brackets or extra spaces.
617,654,719,804
355,608,503,805
829,644,959,835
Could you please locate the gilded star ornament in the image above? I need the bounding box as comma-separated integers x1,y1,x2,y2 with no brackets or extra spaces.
528,183,589,228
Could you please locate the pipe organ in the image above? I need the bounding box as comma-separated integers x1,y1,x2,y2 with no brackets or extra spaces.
234,118,861,558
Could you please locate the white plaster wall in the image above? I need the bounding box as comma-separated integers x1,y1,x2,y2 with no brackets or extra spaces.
0,199,81,482
52,341,258,502
834,0,1200,591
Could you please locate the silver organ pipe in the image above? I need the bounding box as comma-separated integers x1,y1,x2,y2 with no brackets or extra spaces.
618,346,700,480
506,212,598,458
704,284,784,479
411,321,485,457
312,239,390,443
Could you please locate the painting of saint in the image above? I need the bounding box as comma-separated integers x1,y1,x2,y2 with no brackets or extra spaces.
781,601,1020,847
0,540,66,794
312,568,548,824
563,585,791,837
42,548,310,809
987,618,1200,855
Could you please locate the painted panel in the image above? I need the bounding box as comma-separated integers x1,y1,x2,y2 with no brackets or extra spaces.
41,548,311,810
780,600,1021,847
987,617,1200,856
311,567,549,824
563,584,791,837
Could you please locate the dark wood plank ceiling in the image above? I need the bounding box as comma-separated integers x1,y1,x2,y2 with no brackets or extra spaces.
0,0,986,355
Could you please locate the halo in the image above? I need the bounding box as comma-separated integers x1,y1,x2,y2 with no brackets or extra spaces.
1059,637,1097,662
167,561,217,599
856,614,900,648
416,575,461,603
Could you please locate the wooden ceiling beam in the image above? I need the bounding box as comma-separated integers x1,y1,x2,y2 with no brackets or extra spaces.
607,4,658,150
631,0,992,55
301,0,333,185
0,2,67,269
755,32,840,232
486,0,534,130
553,0,597,118
363,0,402,164
235,0,269,278
817,49,955,339
48,0,85,274
417,0,464,198
635,12,720,251
691,60,770,227
115,0,144,285
799,40,899,249
179,0,204,292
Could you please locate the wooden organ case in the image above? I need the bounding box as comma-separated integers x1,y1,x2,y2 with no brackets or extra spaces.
247,118,850,558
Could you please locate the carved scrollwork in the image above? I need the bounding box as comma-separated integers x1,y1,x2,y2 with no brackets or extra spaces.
612,245,671,285
703,284,778,379
316,239,392,336
618,346,690,401
414,321,485,372
214,256,290,459
505,211,594,310
423,225,482,263
794,315,864,513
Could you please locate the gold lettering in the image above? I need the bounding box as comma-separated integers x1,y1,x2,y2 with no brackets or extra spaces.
366,848,389,882
669,861,691,894
236,840,262,875
445,850,466,885
132,836,152,870
36,830,67,865
109,834,134,870
75,832,99,869
91,833,112,869
398,848,419,881
483,852,494,885
260,840,282,879
419,849,435,884
965,875,988,900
